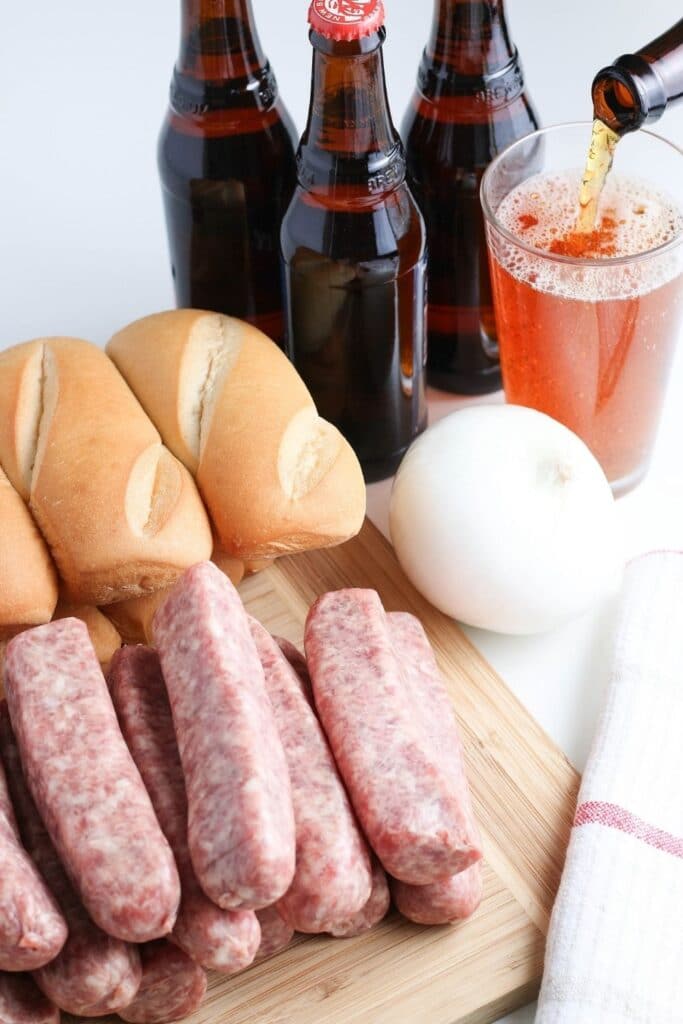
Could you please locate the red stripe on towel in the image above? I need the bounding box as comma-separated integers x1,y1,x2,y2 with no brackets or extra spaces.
575,801,683,859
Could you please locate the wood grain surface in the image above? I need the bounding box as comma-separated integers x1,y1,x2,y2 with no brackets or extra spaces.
70,519,580,1024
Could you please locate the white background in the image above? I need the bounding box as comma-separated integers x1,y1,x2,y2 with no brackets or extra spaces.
1,0,680,342
1,2,681,1022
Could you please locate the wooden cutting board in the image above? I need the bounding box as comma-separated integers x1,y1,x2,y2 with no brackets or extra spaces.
86,519,580,1024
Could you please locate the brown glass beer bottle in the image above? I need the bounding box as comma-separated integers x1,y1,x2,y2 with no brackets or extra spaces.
159,0,297,341
403,0,539,394
592,18,683,135
281,0,427,483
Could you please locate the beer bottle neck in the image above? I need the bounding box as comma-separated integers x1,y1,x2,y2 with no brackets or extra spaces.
297,31,405,195
418,0,525,107
171,0,277,114
177,0,266,79
593,18,683,133
426,0,516,75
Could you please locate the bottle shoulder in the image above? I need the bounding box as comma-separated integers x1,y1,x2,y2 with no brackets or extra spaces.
169,58,281,115
402,89,539,171
159,101,297,163
163,57,298,150
281,183,426,266
296,140,406,196
404,44,538,127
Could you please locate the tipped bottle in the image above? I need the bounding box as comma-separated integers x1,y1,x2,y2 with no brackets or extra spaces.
281,0,427,483
592,18,683,135
403,0,539,395
159,0,297,342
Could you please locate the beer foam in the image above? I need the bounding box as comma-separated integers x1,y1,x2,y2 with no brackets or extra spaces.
493,170,683,300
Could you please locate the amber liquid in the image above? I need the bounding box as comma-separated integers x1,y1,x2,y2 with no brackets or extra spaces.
282,31,427,483
403,0,539,394
160,112,296,340
494,266,682,491
159,3,297,341
489,173,683,493
283,191,427,483
577,119,620,231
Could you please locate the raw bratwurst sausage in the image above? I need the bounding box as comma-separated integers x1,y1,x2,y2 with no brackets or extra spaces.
391,862,484,925
153,562,295,910
328,858,391,939
304,589,481,885
275,637,313,699
118,942,206,1024
3,619,180,943
253,908,294,961
0,703,141,1016
108,646,261,974
386,611,482,863
250,620,372,933
0,973,59,1024
0,742,66,972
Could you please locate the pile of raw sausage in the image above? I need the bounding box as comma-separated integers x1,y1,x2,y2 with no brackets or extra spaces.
0,561,483,1024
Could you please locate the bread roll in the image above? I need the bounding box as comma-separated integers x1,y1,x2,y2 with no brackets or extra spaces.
104,547,244,644
0,339,213,605
106,311,366,560
0,467,58,639
101,590,165,646
53,601,122,670
212,549,246,586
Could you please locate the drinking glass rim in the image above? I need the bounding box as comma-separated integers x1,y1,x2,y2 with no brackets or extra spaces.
480,120,683,268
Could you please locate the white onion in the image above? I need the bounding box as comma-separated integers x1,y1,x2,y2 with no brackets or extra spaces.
389,405,623,635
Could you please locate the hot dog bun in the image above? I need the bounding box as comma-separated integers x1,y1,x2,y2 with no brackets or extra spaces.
0,467,58,639
53,601,122,670
106,311,366,560
0,338,213,605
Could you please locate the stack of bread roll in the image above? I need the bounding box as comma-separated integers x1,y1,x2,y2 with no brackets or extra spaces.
0,312,365,663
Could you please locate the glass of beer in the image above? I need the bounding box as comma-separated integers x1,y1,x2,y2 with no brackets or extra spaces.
481,123,683,496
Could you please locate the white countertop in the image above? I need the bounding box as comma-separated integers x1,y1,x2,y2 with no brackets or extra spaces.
1,2,682,1021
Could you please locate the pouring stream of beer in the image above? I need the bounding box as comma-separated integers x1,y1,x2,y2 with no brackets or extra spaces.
577,119,620,231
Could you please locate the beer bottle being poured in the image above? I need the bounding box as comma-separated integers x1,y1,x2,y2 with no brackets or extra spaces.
159,0,297,341
579,18,683,232
282,0,427,483
403,0,539,395
592,17,683,134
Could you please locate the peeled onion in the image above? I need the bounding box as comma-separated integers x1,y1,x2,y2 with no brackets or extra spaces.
389,405,623,635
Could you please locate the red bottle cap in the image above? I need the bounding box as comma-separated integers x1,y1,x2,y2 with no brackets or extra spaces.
308,0,385,41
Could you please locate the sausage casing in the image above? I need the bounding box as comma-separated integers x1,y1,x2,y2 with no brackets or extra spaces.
391,862,484,925
0,703,141,1016
254,908,294,961
109,646,261,974
328,859,391,938
153,562,295,910
118,942,206,1024
250,621,372,933
305,589,480,884
0,973,59,1024
0,744,66,972
387,611,482,867
4,619,180,943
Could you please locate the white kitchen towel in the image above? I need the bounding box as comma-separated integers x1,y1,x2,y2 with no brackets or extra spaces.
536,550,683,1024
